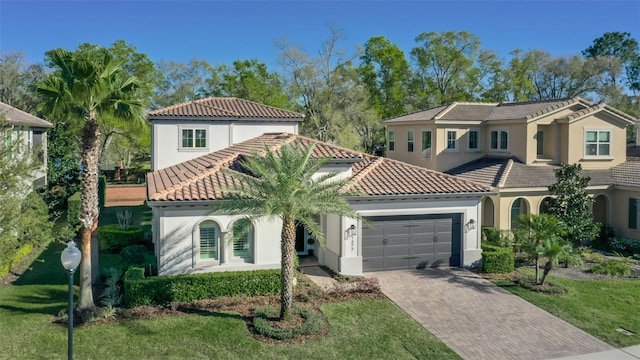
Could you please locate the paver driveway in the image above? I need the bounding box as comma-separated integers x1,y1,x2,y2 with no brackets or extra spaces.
368,268,612,360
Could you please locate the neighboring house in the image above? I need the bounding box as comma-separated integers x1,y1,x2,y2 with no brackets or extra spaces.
146,98,492,276
384,97,640,241
0,101,53,188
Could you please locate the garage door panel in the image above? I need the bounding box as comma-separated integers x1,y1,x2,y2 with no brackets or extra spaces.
362,214,461,271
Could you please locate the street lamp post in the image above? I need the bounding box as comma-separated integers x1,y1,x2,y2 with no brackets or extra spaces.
60,240,81,360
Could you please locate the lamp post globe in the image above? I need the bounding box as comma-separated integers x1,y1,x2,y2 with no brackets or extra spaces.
61,240,81,360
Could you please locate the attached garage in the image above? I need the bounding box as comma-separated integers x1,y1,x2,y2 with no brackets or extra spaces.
362,214,462,272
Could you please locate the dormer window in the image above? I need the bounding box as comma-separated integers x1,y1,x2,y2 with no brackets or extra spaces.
181,128,207,149
585,130,610,157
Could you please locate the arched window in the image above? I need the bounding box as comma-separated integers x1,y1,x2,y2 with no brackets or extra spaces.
510,198,530,229
199,221,219,260
232,219,253,262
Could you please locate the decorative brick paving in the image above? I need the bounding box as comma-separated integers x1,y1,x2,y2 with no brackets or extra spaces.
368,268,613,360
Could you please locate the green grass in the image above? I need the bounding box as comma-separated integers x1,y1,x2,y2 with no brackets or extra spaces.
0,242,460,360
493,268,640,347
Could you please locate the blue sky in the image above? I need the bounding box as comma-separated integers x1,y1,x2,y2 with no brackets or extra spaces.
1,1,639,70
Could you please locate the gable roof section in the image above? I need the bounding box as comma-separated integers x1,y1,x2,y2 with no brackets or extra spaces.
0,102,53,128
147,133,491,201
383,97,637,125
148,97,304,121
446,156,618,189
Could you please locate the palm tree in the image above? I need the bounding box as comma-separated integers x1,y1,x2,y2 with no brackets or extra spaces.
37,48,144,311
516,213,568,284
215,143,360,320
538,238,574,286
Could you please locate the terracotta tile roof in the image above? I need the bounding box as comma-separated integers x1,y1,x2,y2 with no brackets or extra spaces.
628,145,640,159
446,156,616,189
148,97,304,120
383,105,449,123
147,133,491,201
0,102,53,128
486,97,581,121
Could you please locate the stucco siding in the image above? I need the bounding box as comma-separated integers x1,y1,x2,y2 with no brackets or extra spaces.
566,115,627,168
611,188,640,240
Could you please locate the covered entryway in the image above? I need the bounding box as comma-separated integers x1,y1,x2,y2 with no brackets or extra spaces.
593,194,610,226
362,214,461,271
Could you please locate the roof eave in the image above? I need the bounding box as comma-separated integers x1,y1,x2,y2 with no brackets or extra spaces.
147,115,304,122
347,191,494,202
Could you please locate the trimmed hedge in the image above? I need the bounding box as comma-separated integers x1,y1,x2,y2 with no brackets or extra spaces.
67,191,81,231
98,175,107,209
482,244,514,273
0,244,33,277
123,268,281,307
98,224,145,253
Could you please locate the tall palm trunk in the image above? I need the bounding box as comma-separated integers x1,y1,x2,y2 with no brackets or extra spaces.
77,115,100,311
280,215,296,320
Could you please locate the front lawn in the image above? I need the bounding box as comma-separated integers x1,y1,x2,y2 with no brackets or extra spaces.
492,268,640,347
0,241,460,359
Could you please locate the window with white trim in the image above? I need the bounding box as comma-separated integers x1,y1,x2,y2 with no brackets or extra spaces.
446,130,457,150
468,130,479,150
388,130,395,151
421,130,432,159
181,128,207,149
198,221,219,260
585,130,610,157
629,198,640,230
231,219,253,262
407,130,414,152
490,130,508,150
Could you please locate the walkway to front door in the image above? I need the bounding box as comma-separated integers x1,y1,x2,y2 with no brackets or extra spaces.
368,269,612,360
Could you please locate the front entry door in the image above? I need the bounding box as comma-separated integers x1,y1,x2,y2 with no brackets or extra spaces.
295,223,307,255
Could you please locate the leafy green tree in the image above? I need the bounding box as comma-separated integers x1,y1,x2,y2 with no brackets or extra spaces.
208,59,291,109
583,31,640,93
547,163,599,245
358,36,411,118
152,58,213,109
277,25,379,152
214,143,360,320
44,122,81,206
516,214,569,285
410,31,482,107
0,51,47,114
37,47,145,311
0,119,53,272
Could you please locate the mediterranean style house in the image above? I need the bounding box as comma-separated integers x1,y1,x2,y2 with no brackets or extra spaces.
146,98,492,276
383,97,640,241
0,101,53,188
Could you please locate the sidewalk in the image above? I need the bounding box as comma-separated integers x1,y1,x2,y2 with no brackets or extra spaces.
552,345,640,360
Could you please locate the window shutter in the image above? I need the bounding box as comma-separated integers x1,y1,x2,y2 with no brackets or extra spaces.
630,199,638,230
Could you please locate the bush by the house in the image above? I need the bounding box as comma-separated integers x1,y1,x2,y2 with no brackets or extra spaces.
591,258,633,276
482,227,515,249
481,244,514,273
253,305,324,340
123,268,281,307
66,191,81,231
608,238,640,257
0,244,33,277
98,224,145,253
120,245,150,265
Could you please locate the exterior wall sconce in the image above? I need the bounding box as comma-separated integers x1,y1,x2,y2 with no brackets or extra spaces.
465,219,476,232
348,224,356,237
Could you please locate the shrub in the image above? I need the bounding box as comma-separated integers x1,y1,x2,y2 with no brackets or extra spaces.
67,191,81,231
591,258,632,276
580,250,606,264
120,245,149,265
98,224,145,253
516,275,567,295
482,227,515,249
481,244,514,273
0,244,33,277
98,175,107,209
123,268,281,307
253,305,324,340
608,238,640,257
100,267,123,307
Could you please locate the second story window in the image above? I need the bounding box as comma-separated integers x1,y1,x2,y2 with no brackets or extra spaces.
490,130,508,150
446,130,458,150
181,128,207,149
585,130,610,157
407,130,414,152
388,130,395,151
468,130,479,150
421,130,432,159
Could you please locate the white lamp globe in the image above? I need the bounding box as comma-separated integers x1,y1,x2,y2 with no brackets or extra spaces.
61,240,82,271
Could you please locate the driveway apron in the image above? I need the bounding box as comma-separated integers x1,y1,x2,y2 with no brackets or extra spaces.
368,268,613,360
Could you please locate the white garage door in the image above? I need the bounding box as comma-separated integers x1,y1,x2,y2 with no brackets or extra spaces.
362,214,461,272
